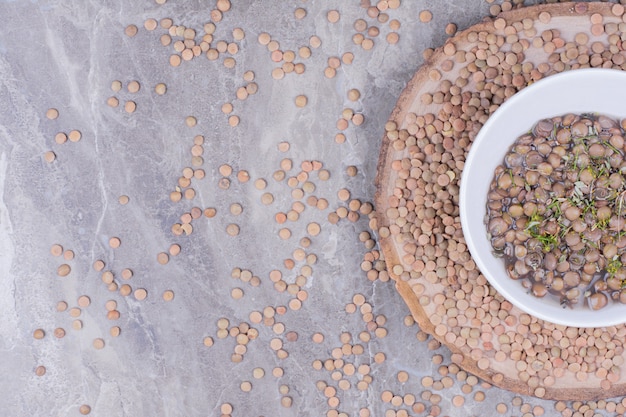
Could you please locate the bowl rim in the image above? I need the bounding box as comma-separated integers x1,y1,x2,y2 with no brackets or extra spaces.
460,68,626,327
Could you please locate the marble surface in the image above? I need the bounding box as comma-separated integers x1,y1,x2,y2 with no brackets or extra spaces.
0,0,617,416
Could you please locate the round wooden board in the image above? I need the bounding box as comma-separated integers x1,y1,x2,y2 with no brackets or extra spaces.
375,2,626,401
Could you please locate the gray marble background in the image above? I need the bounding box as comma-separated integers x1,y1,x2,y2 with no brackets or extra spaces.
0,0,612,416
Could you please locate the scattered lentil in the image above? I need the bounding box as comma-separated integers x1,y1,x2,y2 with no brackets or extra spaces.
124,101,136,113
44,151,56,163
327,10,340,23
134,288,147,300
157,252,169,265
46,108,59,120
419,10,433,23
226,224,240,236
124,24,138,37
67,130,82,143
295,95,308,107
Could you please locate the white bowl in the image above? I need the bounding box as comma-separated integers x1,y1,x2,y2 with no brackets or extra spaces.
460,68,626,328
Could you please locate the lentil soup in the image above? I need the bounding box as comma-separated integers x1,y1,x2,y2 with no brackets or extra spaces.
487,113,626,310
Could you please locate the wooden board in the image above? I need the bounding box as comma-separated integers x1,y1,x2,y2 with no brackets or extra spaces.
375,2,626,401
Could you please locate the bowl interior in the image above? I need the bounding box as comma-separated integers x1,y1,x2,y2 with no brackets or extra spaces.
460,68,626,328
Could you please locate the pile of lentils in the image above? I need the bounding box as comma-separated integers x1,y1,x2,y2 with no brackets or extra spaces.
377,2,626,399
487,113,626,310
